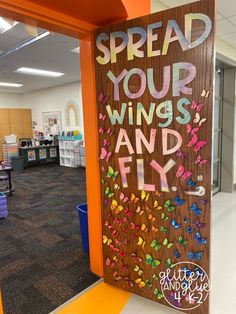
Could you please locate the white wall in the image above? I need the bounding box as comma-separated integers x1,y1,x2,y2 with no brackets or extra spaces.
0,92,25,108
23,81,84,136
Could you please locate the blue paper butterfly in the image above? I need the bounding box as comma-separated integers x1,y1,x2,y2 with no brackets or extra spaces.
187,178,197,187
189,203,202,216
188,251,203,261
185,226,194,234
173,196,185,206
183,217,190,224
174,250,181,259
171,219,180,229
194,231,207,246
194,266,204,277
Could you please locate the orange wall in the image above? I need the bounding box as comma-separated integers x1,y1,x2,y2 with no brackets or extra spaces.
82,0,150,277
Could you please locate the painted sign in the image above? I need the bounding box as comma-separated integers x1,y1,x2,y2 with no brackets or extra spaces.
94,1,215,313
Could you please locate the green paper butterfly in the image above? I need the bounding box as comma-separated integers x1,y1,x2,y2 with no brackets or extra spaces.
101,179,107,185
161,212,169,221
163,238,174,249
166,258,175,269
154,288,163,300
107,166,119,180
160,226,168,233
151,239,162,251
146,254,161,268
179,236,188,246
105,186,114,198
145,279,153,288
153,274,158,280
164,200,176,212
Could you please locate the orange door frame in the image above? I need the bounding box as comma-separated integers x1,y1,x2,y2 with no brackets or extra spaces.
0,0,150,278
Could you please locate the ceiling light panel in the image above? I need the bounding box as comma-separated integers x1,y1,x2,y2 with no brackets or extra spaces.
15,67,64,77
0,82,23,87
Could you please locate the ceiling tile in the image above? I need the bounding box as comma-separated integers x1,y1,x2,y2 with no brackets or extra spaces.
160,0,198,7
216,19,236,36
220,32,236,45
216,11,224,20
228,15,236,26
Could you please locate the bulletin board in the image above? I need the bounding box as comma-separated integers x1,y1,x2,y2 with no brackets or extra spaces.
94,1,215,313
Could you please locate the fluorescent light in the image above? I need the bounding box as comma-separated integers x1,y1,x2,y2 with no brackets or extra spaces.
15,67,64,77
0,17,19,34
0,82,23,87
35,31,50,40
70,47,80,54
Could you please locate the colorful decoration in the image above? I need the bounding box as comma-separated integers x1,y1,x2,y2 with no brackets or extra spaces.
65,101,79,127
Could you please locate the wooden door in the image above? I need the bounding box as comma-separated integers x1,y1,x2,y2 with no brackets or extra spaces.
94,1,215,313
9,109,32,140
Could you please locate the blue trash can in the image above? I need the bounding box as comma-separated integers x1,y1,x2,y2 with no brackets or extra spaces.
76,203,89,253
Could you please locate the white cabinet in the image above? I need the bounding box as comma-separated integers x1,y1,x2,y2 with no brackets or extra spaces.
59,140,85,168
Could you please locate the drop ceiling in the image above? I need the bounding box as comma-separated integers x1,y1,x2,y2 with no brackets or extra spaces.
0,0,235,93
0,22,80,93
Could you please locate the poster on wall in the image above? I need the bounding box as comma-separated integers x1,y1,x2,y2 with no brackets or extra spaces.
27,150,36,161
42,111,61,136
39,148,47,159
94,1,215,313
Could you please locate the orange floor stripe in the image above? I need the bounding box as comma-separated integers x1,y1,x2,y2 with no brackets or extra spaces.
56,282,131,314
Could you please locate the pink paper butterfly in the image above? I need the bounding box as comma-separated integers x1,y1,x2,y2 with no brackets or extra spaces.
98,92,109,105
120,192,129,203
99,127,105,134
100,147,112,162
103,139,110,147
195,155,208,166
186,124,199,135
176,149,187,160
106,128,113,136
176,164,192,181
191,100,205,112
188,134,207,153
99,113,106,121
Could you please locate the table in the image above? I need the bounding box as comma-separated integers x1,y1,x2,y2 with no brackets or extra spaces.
19,144,59,167
0,166,13,195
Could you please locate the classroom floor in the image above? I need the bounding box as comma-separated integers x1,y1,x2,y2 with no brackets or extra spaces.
52,190,236,314
0,164,99,314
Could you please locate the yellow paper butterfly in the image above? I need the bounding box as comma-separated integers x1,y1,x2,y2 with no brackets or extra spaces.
153,200,162,210
141,224,148,232
148,214,156,222
136,206,144,215
135,278,146,288
103,235,112,246
134,265,143,276
130,193,140,204
137,236,146,249
110,199,124,213
141,190,150,201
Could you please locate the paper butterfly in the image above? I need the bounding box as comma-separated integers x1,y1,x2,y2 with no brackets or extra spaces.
153,200,162,210
176,149,188,160
154,288,163,300
189,203,202,216
188,134,207,153
130,193,140,204
152,225,158,233
141,190,150,201
179,236,188,246
136,206,144,216
185,294,196,305
134,265,143,276
195,155,208,166
99,127,105,134
176,164,192,181
194,266,204,276
163,238,174,248
148,214,156,223
135,278,146,288
124,207,133,217
106,166,119,180
119,192,129,203
155,190,162,197
191,100,205,112
186,124,199,135
187,178,197,188
171,219,180,230
98,92,109,105
194,231,207,246
103,235,112,246
174,250,181,259
173,195,185,206
100,147,112,162
193,112,207,127
106,128,113,136
201,89,210,98
183,217,190,223
160,226,168,233
169,291,182,308
188,251,203,261
124,277,134,287
99,113,106,121
105,187,114,198
145,279,153,288
113,271,122,281
150,240,162,251
161,212,169,221
141,224,148,232
131,222,140,231
166,258,175,269
137,236,146,248
114,184,120,190
131,253,142,263
146,254,160,268
194,219,206,229
164,200,176,212
103,139,110,147
186,226,194,234
110,199,124,213
199,197,208,206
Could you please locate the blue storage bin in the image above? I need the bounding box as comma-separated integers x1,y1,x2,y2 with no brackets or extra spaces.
76,203,89,253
